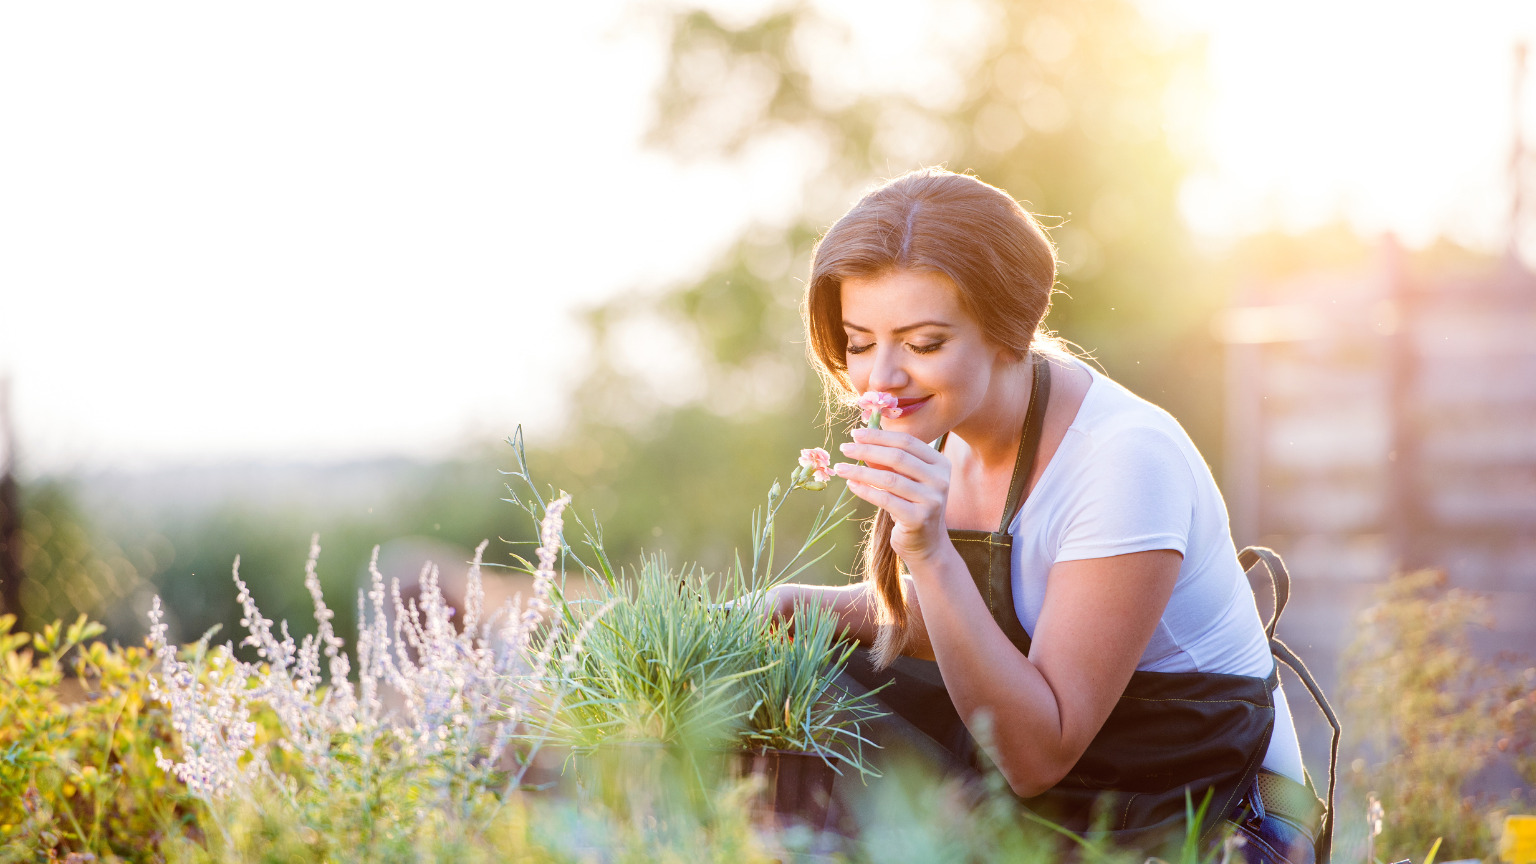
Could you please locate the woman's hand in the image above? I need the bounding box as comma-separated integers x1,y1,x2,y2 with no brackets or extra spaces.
739,582,890,649
717,585,796,624
833,427,953,564
759,583,799,623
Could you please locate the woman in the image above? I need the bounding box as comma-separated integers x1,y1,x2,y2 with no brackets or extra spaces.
766,169,1332,863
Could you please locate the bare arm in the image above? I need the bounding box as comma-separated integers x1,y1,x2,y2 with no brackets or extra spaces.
767,579,935,660
908,546,1179,796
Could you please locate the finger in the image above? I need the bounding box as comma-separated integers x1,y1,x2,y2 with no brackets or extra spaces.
838,440,944,480
849,427,945,465
840,477,927,525
832,462,940,509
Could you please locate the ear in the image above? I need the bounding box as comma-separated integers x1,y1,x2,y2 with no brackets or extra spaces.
992,342,1027,369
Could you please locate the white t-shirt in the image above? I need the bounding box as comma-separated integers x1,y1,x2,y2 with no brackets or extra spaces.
1005,356,1306,783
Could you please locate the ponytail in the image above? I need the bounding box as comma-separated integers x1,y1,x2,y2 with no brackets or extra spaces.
862,507,909,668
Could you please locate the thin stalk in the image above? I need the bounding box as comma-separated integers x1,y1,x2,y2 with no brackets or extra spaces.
771,483,858,584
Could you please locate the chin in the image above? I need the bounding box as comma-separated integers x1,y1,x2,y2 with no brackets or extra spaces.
891,417,940,444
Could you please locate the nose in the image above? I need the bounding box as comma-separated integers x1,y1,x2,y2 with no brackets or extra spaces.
866,345,910,393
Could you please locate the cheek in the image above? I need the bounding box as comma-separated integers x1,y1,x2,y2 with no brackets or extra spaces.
844,355,870,389
930,358,981,399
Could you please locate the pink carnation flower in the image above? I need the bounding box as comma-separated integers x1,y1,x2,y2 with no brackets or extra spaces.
856,390,902,425
798,447,833,483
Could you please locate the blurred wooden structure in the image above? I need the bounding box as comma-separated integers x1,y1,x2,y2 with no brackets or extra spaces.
1218,242,1536,693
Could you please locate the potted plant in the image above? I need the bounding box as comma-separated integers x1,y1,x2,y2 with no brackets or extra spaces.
501,429,886,830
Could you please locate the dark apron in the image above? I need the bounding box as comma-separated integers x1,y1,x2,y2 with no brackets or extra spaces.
846,356,1279,848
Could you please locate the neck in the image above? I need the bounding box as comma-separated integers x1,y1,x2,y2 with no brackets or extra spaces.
950,354,1036,470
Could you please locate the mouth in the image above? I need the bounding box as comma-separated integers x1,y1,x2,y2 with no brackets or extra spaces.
895,396,931,416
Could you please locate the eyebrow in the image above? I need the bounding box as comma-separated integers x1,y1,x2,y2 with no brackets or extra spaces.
843,320,954,334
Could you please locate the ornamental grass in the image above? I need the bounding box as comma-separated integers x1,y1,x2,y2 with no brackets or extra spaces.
501,428,884,777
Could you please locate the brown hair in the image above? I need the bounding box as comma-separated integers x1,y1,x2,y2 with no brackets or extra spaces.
803,168,1059,668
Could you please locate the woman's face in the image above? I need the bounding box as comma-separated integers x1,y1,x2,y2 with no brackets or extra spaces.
840,268,1014,441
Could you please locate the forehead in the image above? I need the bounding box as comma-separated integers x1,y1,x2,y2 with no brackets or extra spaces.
840,269,971,326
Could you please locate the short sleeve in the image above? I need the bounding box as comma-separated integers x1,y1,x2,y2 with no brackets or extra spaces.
1052,424,1196,563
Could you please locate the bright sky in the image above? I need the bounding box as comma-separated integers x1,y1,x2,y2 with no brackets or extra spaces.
1151,0,1536,252
3,1,1535,475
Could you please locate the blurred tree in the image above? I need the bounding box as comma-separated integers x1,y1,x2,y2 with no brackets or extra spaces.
0,467,17,618
11,479,152,639
541,0,1211,578
1,378,20,618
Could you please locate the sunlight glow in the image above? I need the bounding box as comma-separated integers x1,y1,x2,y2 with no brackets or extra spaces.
1147,0,1536,250
3,1,1533,472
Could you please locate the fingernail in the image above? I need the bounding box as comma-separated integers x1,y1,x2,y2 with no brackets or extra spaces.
838,442,852,454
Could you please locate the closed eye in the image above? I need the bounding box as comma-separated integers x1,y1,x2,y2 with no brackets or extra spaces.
847,340,945,355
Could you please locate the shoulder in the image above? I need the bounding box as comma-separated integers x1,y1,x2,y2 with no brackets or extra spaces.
1026,364,1206,559
1056,359,1200,476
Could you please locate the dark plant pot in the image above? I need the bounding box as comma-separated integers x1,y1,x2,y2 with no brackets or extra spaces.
738,748,839,832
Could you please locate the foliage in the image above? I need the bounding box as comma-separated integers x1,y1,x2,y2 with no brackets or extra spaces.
0,559,1293,864
153,776,797,864
5,492,688,862
147,512,581,804
1505,664,1536,793
0,612,193,862
1342,568,1534,861
55,492,573,862
0,493,1139,864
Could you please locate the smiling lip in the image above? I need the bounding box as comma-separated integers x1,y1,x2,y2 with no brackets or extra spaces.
895,396,931,416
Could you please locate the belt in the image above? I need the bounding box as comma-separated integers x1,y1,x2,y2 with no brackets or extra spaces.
1237,769,1326,842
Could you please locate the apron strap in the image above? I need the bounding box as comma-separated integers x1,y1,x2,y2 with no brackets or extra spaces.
1238,546,1289,640
1271,636,1340,864
996,355,1052,533
1241,545,1336,861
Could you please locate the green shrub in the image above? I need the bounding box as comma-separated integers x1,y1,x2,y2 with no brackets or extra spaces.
0,613,194,862
1343,569,1533,861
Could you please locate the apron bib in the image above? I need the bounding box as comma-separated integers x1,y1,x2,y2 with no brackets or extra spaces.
850,356,1279,847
